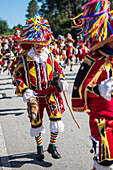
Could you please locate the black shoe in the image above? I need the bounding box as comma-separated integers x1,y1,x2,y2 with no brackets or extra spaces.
70,68,72,71
37,146,44,161
47,144,61,159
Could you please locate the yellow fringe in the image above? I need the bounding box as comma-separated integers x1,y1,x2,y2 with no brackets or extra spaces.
70,13,83,20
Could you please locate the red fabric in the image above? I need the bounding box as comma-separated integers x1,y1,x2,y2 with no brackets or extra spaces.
75,46,87,59
72,52,106,110
88,97,113,120
90,117,113,162
10,58,18,76
52,49,56,55
67,46,72,58
72,50,113,165
35,86,58,96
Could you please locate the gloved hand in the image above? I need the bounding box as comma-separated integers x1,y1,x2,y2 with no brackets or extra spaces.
98,77,113,101
51,70,63,92
29,97,39,123
61,80,68,91
23,89,37,102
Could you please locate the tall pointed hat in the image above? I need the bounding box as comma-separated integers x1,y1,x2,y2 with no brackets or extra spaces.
71,0,113,51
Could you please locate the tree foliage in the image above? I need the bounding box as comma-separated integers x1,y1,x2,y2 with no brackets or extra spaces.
0,20,22,36
26,0,39,19
0,19,10,34
37,0,89,40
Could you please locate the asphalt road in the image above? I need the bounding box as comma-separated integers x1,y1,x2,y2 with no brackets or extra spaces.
0,64,93,170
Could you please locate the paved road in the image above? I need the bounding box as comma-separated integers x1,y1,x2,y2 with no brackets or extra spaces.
0,64,93,170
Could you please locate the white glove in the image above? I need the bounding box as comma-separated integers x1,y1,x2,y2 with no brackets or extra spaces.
61,80,68,91
23,89,38,102
74,49,78,55
98,77,113,101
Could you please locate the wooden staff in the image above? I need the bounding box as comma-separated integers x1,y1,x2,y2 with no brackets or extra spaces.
63,91,80,129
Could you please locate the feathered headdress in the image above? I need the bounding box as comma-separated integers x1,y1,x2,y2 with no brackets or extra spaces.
19,16,53,50
70,0,113,51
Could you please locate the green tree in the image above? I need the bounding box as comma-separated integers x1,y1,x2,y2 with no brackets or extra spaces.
37,0,89,39
0,19,10,34
26,0,39,19
110,0,113,9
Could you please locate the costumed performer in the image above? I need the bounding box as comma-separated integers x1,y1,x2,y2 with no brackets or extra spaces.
71,0,113,169
14,16,68,161
56,34,66,68
65,33,75,71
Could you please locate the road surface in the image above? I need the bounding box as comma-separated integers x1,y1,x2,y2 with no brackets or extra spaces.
0,64,93,170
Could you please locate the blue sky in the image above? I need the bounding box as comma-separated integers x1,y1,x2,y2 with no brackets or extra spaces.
0,0,37,29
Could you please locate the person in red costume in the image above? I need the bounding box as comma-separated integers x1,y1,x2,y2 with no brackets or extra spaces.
9,34,22,84
74,35,89,64
12,28,20,40
14,16,68,161
3,29,22,83
72,0,113,169
65,33,75,71
50,36,57,56
1,39,10,72
56,34,66,68
0,40,3,73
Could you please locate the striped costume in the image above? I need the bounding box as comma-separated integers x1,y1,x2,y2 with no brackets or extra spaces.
15,47,65,136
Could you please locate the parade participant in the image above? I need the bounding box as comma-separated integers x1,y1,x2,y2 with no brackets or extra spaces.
71,0,113,169
8,35,21,82
1,40,10,72
8,36,13,50
74,38,89,64
0,40,3,73
12,28,20,40
14,16,68,161
12,31,21,56
56,34,66,68
65,33,75,71
50,36,57,57
1,33,21,77
51,40,57,56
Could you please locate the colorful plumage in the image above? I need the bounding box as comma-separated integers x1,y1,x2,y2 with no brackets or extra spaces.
71,0,113,51
19,16,53,50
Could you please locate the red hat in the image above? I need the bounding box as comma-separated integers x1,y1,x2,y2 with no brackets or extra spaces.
15,28,20,34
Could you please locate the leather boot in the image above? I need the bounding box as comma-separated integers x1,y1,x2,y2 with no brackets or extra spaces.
47,144,61,159
37,146,44,161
